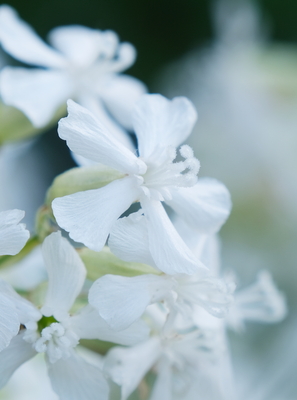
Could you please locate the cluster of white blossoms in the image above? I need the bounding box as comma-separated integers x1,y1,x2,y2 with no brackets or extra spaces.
0,5,287,400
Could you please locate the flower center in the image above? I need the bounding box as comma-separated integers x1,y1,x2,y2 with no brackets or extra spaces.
138,145,200,201
34,322,79,363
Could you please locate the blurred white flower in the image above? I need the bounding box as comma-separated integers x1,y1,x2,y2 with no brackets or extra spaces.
0,5,146,148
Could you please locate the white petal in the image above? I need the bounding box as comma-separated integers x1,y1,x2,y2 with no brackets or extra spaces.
58,100,146,174
70,305,150,346
228,271,287,331
178,276,235,318
167,178,232,235
104,337,161,400
149,359,172,400
89,274,172,330
47,351,109,400
0,5,65,67
0,209,29,255
0,67,71,127
141,199,208,275
77,95,135,152
0,244,47,291
0,279,41,324
48,26,117,67
0,294,19,352
100,74,147,130
41,232,86,320
52,177,140,252
0,332,36,389
109,212,157,268
133,94,197,159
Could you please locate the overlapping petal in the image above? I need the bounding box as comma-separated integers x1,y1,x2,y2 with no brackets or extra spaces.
41,232,86,321
0,280,41,324
133,94,197,160
52,177,140,251
0,294,19,352
48,26,117,67
58,100,146,174
0,209,29,256
0,5,65,68
89,274,172,330
141,199,207,275
47,351,109,400
167,178,232,234
109,212,157,268
0,332,36,389
0,67,70,127
100,74,147,130
70,305,150,346
104,337,161,400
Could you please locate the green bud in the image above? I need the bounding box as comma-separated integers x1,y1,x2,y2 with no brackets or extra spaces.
45,164,124,206
78,246,160,281
0,102,66,145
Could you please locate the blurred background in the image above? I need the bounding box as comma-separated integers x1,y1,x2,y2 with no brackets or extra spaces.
1,0,297,398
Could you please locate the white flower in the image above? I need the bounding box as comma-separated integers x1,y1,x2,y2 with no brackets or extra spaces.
0,209,29,256
89,211,235,331
104,307,232,400
227,270,287,331
0,5,146,148
0,231,149,400
52,94,231,275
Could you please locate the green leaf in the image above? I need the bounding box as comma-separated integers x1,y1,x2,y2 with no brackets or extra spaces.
0,235,40,271
0,101,66,145
45,164,124,206
78,246,160,281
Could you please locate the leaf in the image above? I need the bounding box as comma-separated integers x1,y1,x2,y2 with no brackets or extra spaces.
78,246,160,281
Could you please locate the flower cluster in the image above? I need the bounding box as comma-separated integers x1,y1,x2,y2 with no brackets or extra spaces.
0,5,287,400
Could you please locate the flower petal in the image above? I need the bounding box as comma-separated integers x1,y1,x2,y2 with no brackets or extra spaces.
0,332,36,389
0,67,70,127
41,232,86,321
47,351,109,400
0,294,19,352
48,26,118,67
141,199,208,275
100,74,147,130
0,209,29,255
0,5,65,67
77,95,135,153
149,359,172,400
104,337,161,400
52,177,140,252
133,94,197,159
0,279,41,324
58,100,146,174
89,274,171,330
109,212,157,268
70,305,150,346
228,271,287,331
167,178,232,235
0,244,47,291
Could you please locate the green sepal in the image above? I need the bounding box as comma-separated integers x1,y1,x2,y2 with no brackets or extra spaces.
0,102,66,145
78,246,160,282
0,235,40,271
45,164,125,206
